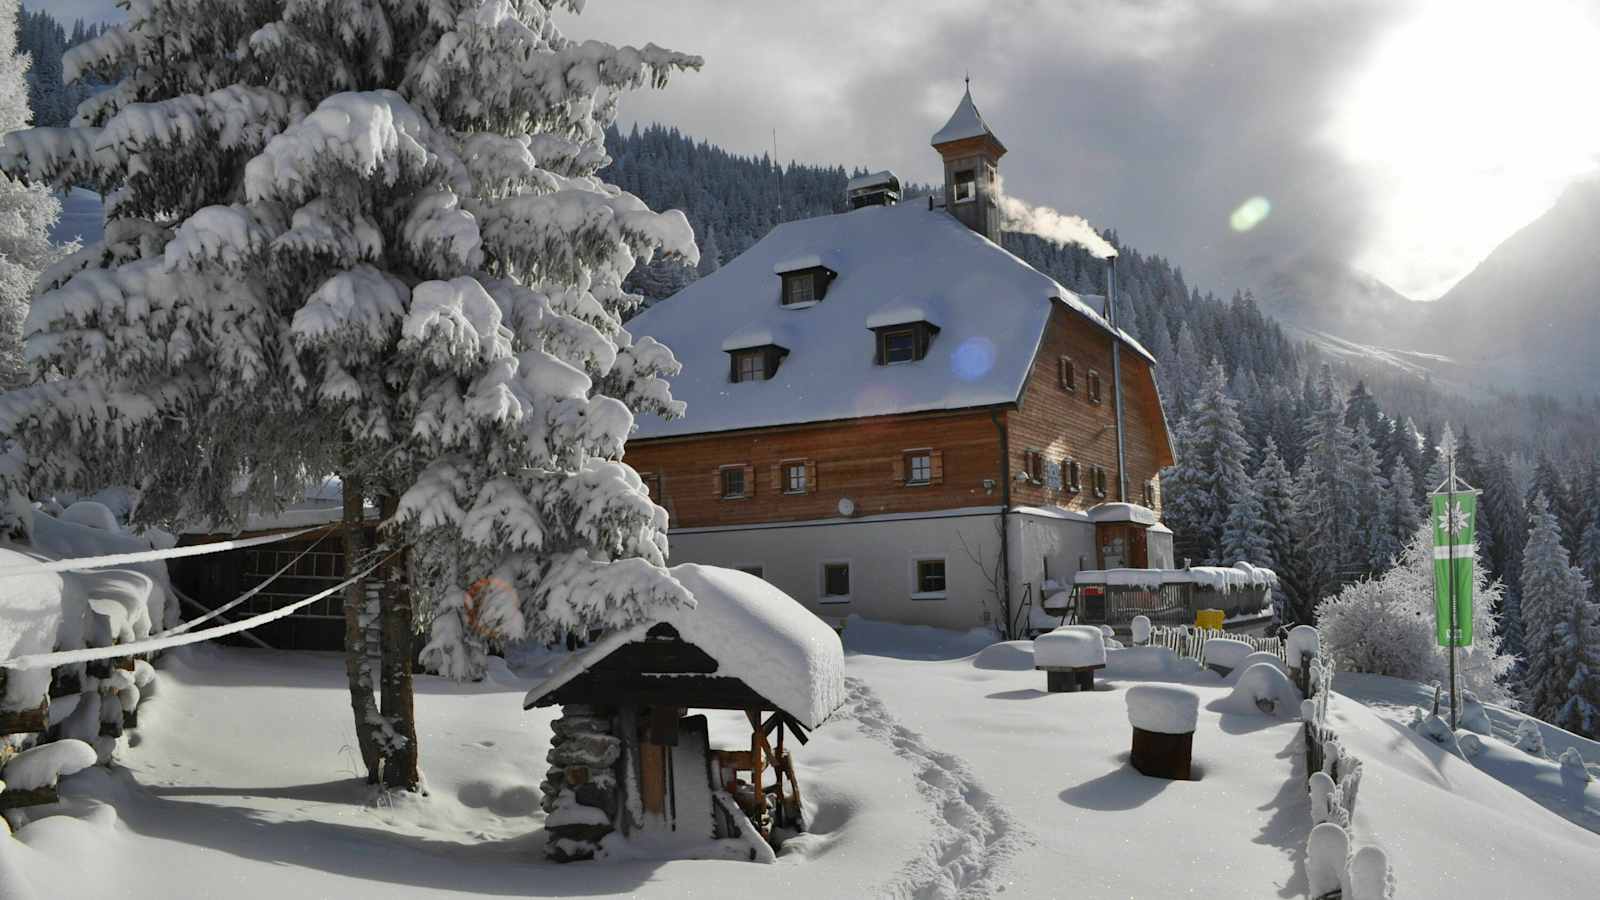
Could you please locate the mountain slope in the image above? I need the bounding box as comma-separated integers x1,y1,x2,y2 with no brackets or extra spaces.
1421,177,1600,396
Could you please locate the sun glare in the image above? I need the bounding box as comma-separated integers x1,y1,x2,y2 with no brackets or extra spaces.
1328,0,1600,299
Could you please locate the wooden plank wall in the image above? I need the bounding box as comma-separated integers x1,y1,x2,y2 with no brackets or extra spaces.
1006,303,1169,515
625,409,1005,529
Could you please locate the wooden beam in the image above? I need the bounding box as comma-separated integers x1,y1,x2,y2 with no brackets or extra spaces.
0,699,47,736
0,785,58,810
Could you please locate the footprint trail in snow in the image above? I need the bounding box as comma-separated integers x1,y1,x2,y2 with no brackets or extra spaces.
843,676,1032,900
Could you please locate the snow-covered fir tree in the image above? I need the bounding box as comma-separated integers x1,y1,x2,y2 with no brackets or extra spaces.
1220,476,1269,567
1520,493,1596,729
1387,455,1420,554
1349,421,1394,568
0,0,700,791
0,0,64,388
1295,368,1358,595
1162,362,1252,564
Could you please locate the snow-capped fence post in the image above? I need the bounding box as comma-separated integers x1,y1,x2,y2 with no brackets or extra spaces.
1287,625,1320,697
1126,685,1199,780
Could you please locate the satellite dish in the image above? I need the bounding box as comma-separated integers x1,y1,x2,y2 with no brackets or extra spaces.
837,497,856,517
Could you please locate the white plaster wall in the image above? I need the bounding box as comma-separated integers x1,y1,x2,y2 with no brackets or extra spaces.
1147,529,1176,569
664,511,1007,631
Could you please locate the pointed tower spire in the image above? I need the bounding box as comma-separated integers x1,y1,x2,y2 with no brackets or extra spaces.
932,84,1006,243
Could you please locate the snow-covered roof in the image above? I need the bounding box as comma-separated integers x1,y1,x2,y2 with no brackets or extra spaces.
931,87,1002,148
846,170,900,193
1087,502,1159,526
524,564,846,730
628,201,1152,439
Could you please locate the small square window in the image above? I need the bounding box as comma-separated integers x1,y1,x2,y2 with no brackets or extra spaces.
881,328,917,364
734,350,766,383
822,563,850,599
784,273,815,305
953,169,976,203
721,467,745,499
916,559,946,595
784,462,808,494
906,452,932,485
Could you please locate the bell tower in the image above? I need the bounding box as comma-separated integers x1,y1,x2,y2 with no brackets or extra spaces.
931,81,1007,243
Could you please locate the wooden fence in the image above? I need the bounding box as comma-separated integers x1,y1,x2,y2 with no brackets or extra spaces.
1147,625,1286,668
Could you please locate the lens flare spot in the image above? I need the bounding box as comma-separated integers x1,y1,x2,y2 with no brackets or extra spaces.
1229,196,1272,232
952,337,996,382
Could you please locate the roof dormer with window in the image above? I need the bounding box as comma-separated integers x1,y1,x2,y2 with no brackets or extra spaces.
721,327,790,383
773,254,839,308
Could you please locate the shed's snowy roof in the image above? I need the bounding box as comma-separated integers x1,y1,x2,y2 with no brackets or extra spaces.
932,87,1002,147
1087,502,1159,526
627,201,1149,439
524,564,846,730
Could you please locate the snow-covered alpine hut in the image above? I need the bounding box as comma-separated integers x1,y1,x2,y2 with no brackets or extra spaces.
524,564,845,862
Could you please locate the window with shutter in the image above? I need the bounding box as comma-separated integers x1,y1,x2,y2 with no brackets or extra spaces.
1067,460,1082,493
804,460,818,493
1024,450,1044,484
1088,370,1103,404
905,451,933,485
1059,356,1077,392
929,450,944,485
720,466,746,499
783,461,808,494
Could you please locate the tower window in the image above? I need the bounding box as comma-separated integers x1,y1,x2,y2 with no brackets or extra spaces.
953,168,977,204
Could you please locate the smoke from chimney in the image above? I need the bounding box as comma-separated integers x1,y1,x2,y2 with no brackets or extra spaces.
993,176,1118,260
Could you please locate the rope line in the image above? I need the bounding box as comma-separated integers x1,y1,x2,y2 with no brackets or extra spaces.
154,529,334,638
0,551,397,670
0,525,322,576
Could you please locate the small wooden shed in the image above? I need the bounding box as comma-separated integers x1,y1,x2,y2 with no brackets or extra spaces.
524,564,846,862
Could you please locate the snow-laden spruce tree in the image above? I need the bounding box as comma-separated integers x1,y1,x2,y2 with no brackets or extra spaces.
1520,493,1598,730
1162,362,1251,563
1220,477,1269,567
0,1,700,791
1318,522,1515,704
0,0,64,389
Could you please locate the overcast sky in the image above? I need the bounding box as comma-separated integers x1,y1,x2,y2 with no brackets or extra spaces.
57,0,1600,301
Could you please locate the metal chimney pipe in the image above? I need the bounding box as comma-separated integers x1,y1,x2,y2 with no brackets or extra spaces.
1107,255,1129,503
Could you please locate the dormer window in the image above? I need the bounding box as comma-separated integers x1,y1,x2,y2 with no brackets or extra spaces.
871,321,939,365
774,261,837,307
953,168,977,204
785,274,815,305
726,344,788,382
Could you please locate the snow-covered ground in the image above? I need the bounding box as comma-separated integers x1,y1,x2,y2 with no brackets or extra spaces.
3,630,1598,899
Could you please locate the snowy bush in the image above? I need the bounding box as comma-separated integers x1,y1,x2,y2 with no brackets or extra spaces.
1213,662,1299,717
1458,691,1492,736
1559,748,1592,784
1513,717,1546,756
1317,524,1515,704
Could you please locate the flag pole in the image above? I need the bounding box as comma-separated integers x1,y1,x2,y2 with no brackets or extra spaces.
1447,448,1458,731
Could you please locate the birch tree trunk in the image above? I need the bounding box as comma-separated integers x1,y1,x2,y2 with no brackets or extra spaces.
342,473,383,784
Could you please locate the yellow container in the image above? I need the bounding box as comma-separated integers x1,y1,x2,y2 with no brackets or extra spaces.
1195,608,1225,631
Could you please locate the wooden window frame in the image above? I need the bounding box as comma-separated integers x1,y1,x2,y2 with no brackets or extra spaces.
912,557,948,600
819,560,852,604
1023,450,1045,485
727,344,788,383
897,449,944,486
1066,459,1082,494
872,321,940,366
1092,466,1109,499
1142,480,1156,508
783,460,808,495
1088,369,1104,404
719,464,752,500
779,267,836,306
952,168,977,204
1058,356,1077,392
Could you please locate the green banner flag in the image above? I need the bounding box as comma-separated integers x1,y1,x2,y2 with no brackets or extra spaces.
1429,489,1477,647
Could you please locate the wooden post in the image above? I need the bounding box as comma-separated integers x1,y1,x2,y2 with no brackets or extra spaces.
746,710,767,824
1130,727,1194,780
0,785,59,810
0,698,48,735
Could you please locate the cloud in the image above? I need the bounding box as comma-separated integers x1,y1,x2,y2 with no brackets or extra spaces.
567,0,1407,300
